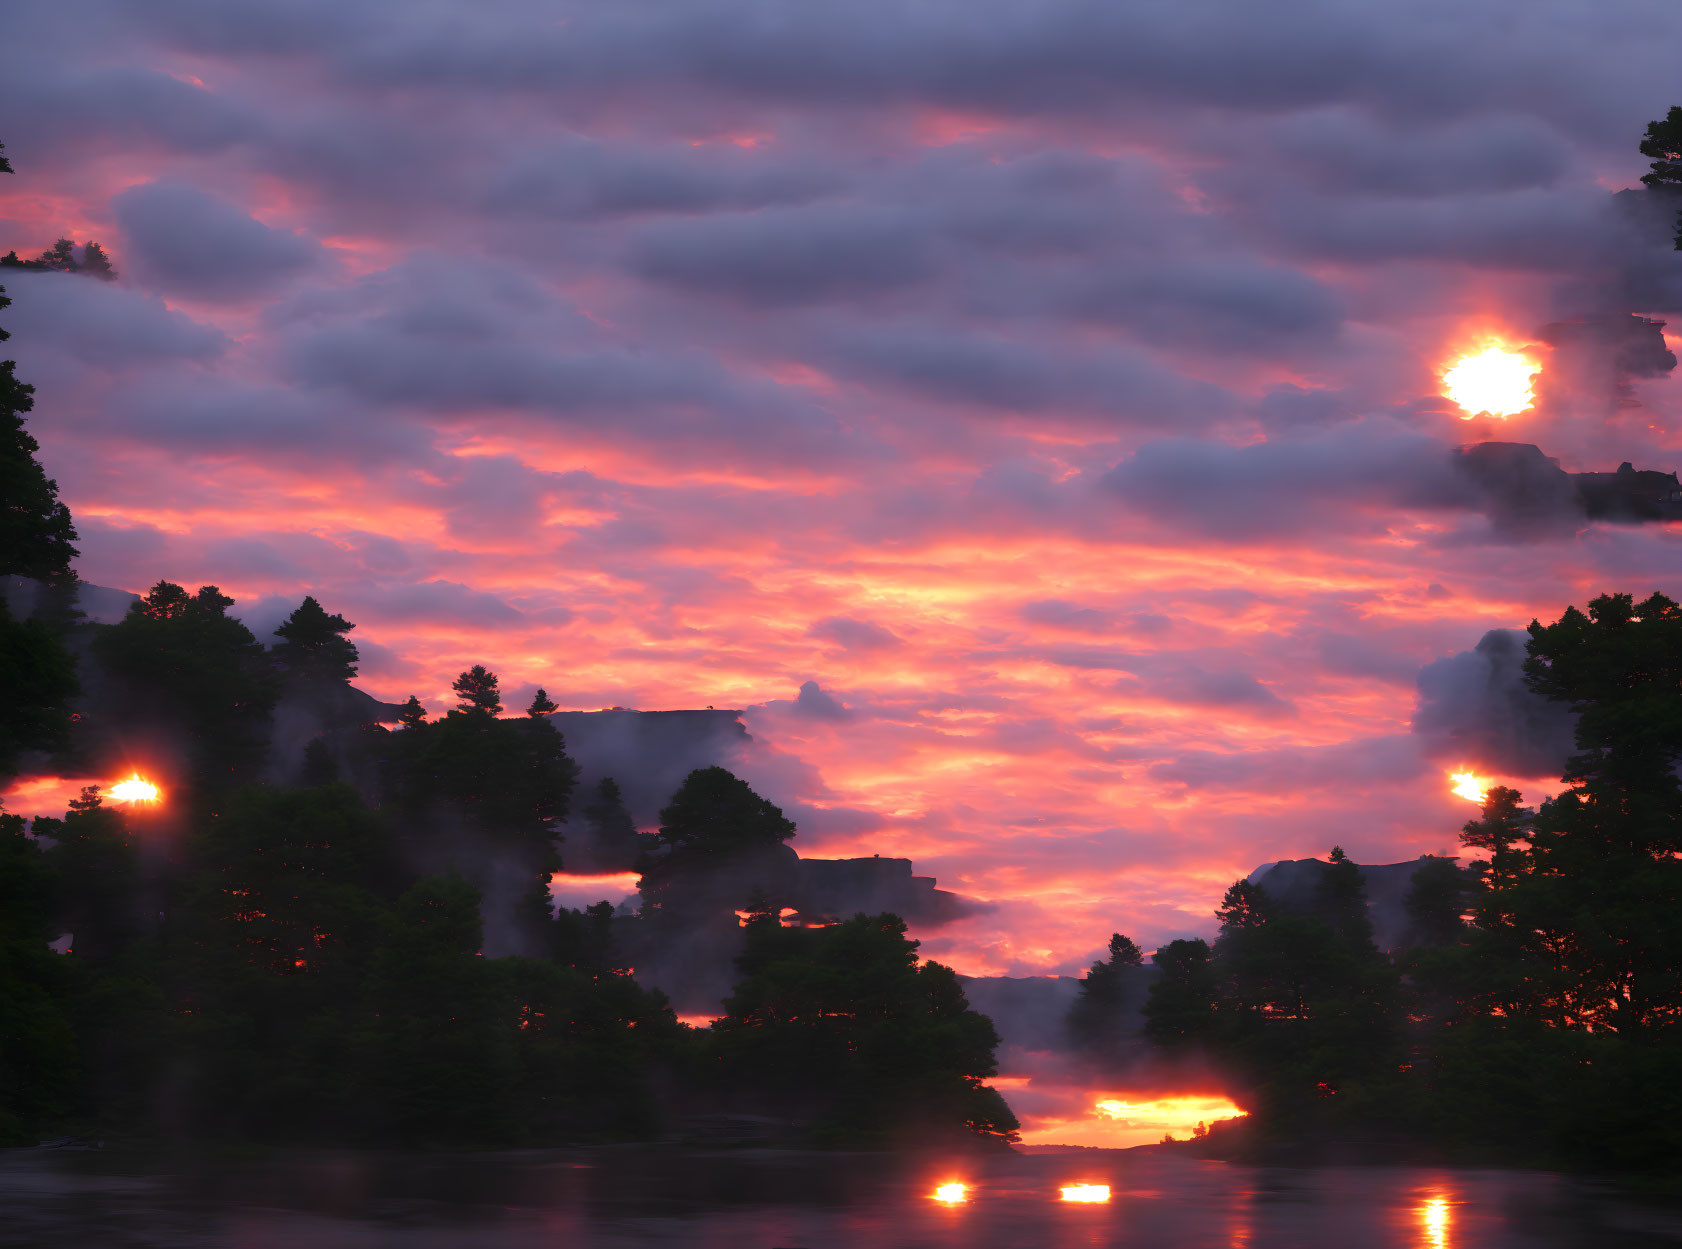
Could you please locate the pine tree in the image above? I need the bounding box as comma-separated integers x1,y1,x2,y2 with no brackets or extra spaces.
452,665,502,716
397,695,427,729
79,242,115,280
272,596,358,681
0,247,79,582
1639,105,1682,248
34,239,77,272
526,687,558,718
1215,878,1273,931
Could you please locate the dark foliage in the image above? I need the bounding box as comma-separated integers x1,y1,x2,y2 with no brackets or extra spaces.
0,237,117,279
1640,105,1682,248
1067,932,1145,1056
0,597,79,775
711,913,1018,1147
272,596,358,682
92,582,277,788
1145,590,1682,1174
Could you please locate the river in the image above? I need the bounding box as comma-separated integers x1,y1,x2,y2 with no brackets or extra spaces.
3,1146,1679,1247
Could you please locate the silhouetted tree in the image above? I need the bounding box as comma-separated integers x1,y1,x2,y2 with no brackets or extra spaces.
1640,105,1682,248
1460,787,1530,889
272,595,358,681
34,239,76,272
1317,846,1376,948
79,241,114,280
650,766,795,866
1401,856,1470,947
567,777,641,872
453,665,502,716
638,767,796,918
526,687,558,717
93,582,277,787
1067,932,1145,1055
713,913,1018,1146
0,811,77,1144
34,787,141,966
1214,878,1273,930
0,254,78,584
396,694,427,729
0,598,79,775
1142,938,1215,1045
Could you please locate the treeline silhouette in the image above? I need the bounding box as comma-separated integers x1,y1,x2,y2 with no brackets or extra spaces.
0,133,1013,1150
1071,594,1682,1173
0,581,1016,1149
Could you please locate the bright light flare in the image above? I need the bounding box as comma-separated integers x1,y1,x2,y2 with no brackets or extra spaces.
1441,345,1538,419
1059,1185,1111,1203
109,774,160,804
931,1182,968,1204
1448,771,1489,804
1419,1195,1451,1249
1094,1095,1247,1126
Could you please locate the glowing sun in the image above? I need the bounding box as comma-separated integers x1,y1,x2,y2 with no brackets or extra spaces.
1442,346,1539,419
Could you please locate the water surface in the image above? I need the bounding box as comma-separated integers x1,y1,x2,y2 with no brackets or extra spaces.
3,1146,1679,1247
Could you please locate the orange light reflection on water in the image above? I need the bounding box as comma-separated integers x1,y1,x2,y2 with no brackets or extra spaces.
931,1182,967,1204
1420,1195,1451,1249
1060,1184,1111,1203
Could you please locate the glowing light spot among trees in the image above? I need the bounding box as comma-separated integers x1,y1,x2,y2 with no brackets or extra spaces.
1441,345,1539,418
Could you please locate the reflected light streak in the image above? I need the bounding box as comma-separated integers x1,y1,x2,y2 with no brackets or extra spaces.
1060,1185,1111,1203
1419,1195,1451,1249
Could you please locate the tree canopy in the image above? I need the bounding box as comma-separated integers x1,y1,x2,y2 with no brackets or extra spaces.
1640,105,1682,248
712,913,1018,1147
272,596,358,682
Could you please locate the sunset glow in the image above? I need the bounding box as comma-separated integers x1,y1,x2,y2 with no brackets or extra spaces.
1059,1185,1111,1203
1441,345,1540,419
1,0,1675,992
1095,1096,1248,1129
931,1182,968,1204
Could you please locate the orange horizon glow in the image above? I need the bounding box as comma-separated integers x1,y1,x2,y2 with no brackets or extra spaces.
931,1182,968,1204
1019,1093,1248,1149
1441,344,1539,419
1095,1095,1248,1127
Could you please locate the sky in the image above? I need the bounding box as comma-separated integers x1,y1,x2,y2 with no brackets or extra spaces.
4,0,1682,978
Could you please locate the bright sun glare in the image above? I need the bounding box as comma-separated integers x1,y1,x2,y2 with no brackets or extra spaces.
931,1182,967,1204
108,773,161,803
1449,771,1488,804
1441,345,1539,419
1059,1184,1111,1203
